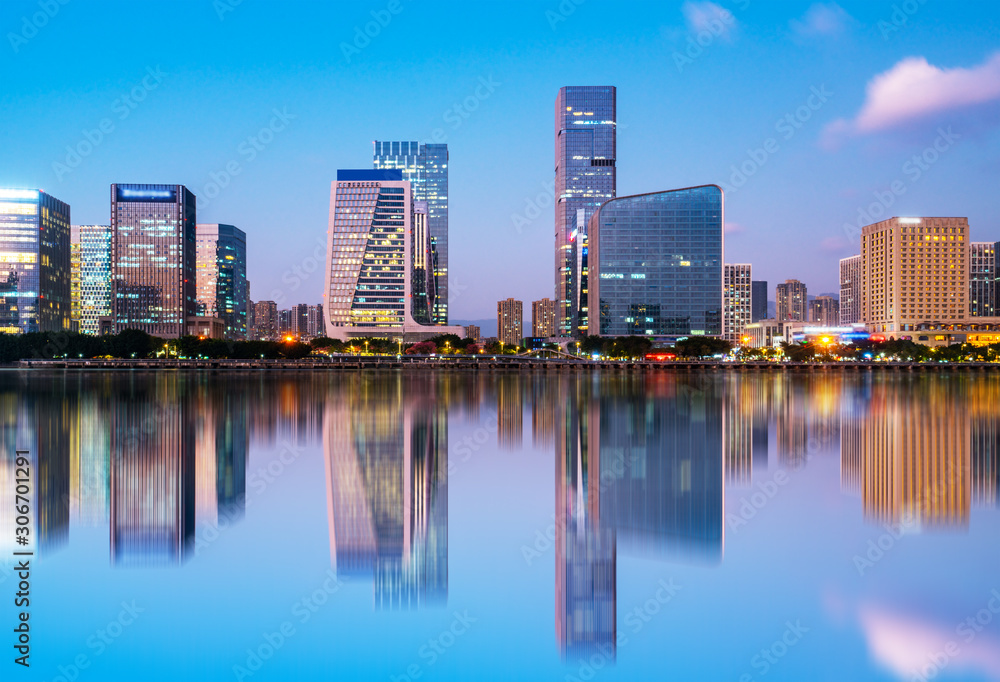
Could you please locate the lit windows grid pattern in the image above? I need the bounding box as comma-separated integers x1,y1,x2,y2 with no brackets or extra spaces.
497,298,523,346
195,225,248,340
328,183,407,331
555,86,616,335
839,255,862,325
723,264,752,341
594,187,722,337
373,141,449,324
969,241,998,318
776,280,807,322
76,225,112,335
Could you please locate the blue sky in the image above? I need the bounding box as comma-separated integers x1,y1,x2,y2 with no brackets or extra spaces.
2,0,999,319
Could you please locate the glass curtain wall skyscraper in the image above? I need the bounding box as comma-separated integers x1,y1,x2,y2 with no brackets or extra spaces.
0,189,71,333
555,86,616,337
195,223,248,339
587,185,723,338
71,224,113,335
372,141,449,324
111,184,197,338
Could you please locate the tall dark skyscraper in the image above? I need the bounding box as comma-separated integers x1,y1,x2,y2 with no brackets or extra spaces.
196,223,248,339
751,280,768,322
372,141,449,324
111,184,197,338
555,86,616,337
0,189,71,333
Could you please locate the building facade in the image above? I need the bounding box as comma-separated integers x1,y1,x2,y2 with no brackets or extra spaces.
809,295,840,326
0,189,71,333
970,241,998,318
724,264,752,342
70,224,113,335
463,324,480,343
195,223,248,340
111,184,196,338
532,297,557,338
587,185,723,338
839,255,862,325
323,170,462,342
775,279,807,322
373,141,449,324
862,217,969,334
751,280,767,322
252,300,278,340
497,298,523,346
555,86,617,337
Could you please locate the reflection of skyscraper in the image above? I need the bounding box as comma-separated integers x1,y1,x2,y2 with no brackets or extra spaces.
110,379,195,565
776,379,809,469
496,376,523,449
34,393,71,555
324,374,448,609
71,391,110,525
724,376,754,487
970,380,1000,509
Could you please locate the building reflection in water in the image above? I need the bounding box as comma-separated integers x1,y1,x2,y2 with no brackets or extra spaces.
554,374,725,660
324,374,448,610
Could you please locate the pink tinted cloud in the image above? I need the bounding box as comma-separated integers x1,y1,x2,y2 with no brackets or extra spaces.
822,52,1000,147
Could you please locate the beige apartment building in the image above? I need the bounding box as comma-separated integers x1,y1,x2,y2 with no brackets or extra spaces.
861,217,970,334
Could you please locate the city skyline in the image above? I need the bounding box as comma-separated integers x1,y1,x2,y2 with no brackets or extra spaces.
5,2,999,321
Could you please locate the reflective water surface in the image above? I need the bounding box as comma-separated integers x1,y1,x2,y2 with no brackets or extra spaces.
1,370,999,681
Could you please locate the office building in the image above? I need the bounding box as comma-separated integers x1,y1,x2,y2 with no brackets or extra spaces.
586,185,723,338
809,295,840,326
252,300,278,340
532,297,557,338
373,141,449,324
70,225,113,335
0,189,71,333
839,255,862,325
498,298,523,346
463,324,480,342
724,264,752,342
970,241,998,318
307,303,323,338
862,217,969,334
776,279,807,322
323,170,463,342
751,280,768,322
110,184,196,338
555,86,616,336
195,224,248,340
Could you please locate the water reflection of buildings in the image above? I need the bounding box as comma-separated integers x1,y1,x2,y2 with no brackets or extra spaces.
324,374,448,609
723,375,770,487
195,381,249,526
555,374,724,660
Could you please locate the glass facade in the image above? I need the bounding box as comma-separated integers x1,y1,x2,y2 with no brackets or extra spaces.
588,185,723,338
555,86,616,337
195,223,248,339
373,141,449,324
0,188,71,333
111,184,196,338
970,241,998,317
71,224,113,335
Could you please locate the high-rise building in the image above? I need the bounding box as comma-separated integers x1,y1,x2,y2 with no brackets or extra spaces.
111,184,196,338
862,217,969,333
195,223,248,340
463,324,480,343
532,297,557,338
497,298,523,346
0,189,71,333
373,141,449,324
751,280,768,322
724,264,752,342
809,295,840,326
70,232,81,331
970,241,999,318
555,86,617,337
587,185,723,338
839,255,862,325
324,170,463,342
307,304,323,338
70,224,113,335
776,279,807,322
251,300,278,340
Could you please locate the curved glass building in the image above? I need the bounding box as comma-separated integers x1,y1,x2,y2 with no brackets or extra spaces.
587,185,723,338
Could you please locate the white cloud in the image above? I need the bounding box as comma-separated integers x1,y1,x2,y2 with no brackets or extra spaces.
681,1,736,41
790,3,853,39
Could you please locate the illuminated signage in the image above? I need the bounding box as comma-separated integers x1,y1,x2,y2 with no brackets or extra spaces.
899,217,922,224
0,189,39,201
117,187,177,202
